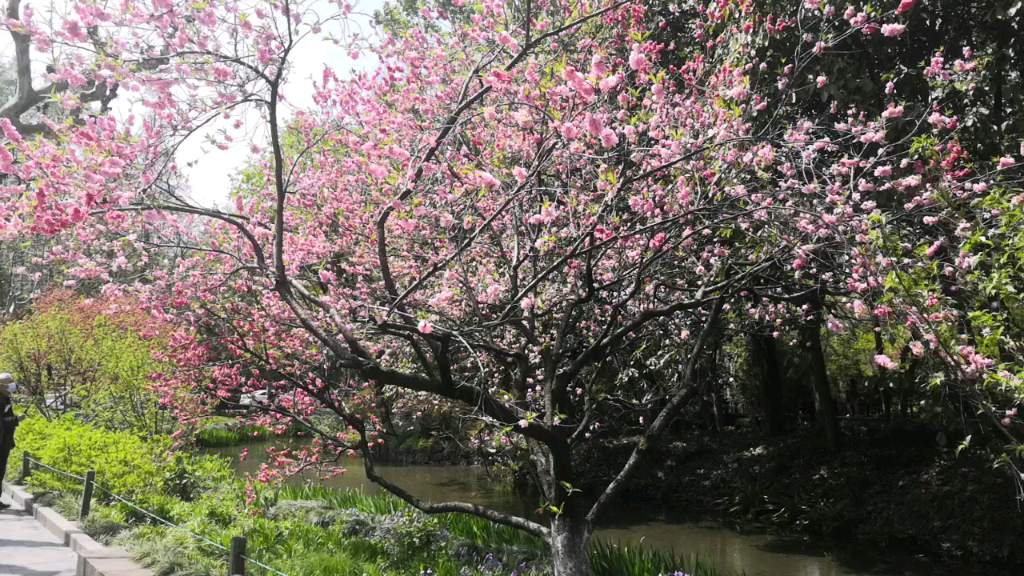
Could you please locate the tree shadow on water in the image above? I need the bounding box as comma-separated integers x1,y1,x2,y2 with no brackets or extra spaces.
756,536,1017,576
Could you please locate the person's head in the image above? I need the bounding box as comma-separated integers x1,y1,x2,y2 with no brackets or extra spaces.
0,373,14,398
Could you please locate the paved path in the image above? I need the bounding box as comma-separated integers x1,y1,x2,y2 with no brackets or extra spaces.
0,497,78,576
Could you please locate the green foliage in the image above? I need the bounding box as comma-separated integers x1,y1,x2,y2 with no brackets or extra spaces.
823,326,878,388
276,553,384,576
17,416,166,496
119,525,225,576
0,292,173,435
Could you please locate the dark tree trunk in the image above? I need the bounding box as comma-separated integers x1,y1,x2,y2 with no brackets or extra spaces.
550,515,591,576
881,380,893,424
752,332,786,436
803,306,842,451
873,315,893,424
712,392,726,431
897,339,923,422
700,396,716,431
898,387,911,421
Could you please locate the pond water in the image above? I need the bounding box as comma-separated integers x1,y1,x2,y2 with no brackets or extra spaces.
205,442,995,576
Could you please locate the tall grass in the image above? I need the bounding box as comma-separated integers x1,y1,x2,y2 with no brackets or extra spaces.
273,485,407,514
196,424,270,447
590,540,732,576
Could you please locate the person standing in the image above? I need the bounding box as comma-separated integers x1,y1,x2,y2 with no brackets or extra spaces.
0,373,18,510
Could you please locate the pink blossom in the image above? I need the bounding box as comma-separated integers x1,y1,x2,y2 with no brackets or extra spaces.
418,320,433,334
628,47,646,71
496,31,519,52
599,74,621,92
477,171,501,190
792,258,805,270
896,0,915,13
600,128,619,148
0,118,21,143
816,75,827,88
874,354,899,370
212,65,233,81
513,166,528,184
727,86,748,101
826,315,843,332
881,24,905,37
998,155,1016,169
909,341,924,357
881,105,904,119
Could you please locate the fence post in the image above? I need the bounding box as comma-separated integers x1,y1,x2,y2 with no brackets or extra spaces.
22,451,30,481
80,470,95,519
228,536,247,576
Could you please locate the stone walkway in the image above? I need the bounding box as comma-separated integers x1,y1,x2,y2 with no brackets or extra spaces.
0,497,78,576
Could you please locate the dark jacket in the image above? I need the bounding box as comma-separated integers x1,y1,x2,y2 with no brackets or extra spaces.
0,395,16,450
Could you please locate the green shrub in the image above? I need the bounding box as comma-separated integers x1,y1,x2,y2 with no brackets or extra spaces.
0,291,175,435
17,416,165,496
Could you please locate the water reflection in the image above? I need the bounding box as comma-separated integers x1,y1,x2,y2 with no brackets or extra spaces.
598,521,852,576
205,443,998,576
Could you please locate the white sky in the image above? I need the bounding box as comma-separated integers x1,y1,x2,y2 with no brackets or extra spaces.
1,0,386,208
177,0,385,208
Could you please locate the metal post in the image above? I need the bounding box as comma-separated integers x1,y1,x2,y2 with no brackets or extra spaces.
22,451,30,481
228,536,247,576
80,470,95,519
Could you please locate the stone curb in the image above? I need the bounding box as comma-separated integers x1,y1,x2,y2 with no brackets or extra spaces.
3,480,35,511
3,481,155,576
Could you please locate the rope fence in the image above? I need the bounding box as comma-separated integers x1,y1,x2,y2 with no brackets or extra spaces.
20,451,289,576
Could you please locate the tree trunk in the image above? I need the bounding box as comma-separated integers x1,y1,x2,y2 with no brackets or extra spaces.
803,308,842,451
550,515,591,576
872,315,892,424
712,392,725,431
752,332,786,436
880,380,892,424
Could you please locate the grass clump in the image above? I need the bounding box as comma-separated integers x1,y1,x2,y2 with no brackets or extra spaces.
590,540,730,576
195,423,270,447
